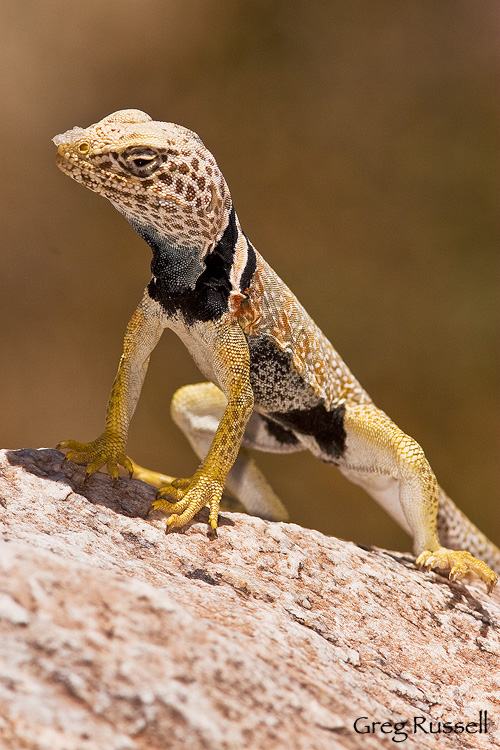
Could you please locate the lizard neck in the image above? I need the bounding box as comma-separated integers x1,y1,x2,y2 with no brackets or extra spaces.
140,205,255,324
125,204,257,325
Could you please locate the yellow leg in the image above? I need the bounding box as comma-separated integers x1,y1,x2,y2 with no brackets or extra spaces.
149,317,254,532
342,403,497,593
130,459,176,489
58,290,165,480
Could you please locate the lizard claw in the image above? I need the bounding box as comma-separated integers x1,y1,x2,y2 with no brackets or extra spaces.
416,547,498,594
150,473,224,532
58,434,133,480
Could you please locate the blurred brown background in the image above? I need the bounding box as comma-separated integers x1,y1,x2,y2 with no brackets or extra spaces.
1,1,498,551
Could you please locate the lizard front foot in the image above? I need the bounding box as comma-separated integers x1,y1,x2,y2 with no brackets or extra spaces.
150,472,224,531
416,547,498,594
58,432,133,480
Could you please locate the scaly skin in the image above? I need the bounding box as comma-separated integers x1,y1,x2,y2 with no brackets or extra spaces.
54,110,498,593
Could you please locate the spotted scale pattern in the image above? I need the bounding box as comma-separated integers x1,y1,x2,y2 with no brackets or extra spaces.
54,109,499,591
54,109,231,254
237,252,372,409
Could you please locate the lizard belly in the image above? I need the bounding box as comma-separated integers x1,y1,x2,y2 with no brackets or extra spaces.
248,333,411,533
168,316,221,387
247,335,347,462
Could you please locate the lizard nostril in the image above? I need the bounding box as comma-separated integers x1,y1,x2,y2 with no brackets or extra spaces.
78,142,90,154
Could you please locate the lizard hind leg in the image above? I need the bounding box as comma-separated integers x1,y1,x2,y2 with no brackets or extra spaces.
341,403,497,593
169,382,303,521
130,460,179,489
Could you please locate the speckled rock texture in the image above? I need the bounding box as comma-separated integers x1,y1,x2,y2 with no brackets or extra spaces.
0,448,499,750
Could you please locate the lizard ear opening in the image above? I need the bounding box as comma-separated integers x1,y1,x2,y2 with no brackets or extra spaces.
206,183,217,213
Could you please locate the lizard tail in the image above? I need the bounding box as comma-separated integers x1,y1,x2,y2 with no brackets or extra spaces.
437,487,500,574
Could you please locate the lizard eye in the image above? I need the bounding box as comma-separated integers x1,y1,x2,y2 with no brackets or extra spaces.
119,146,162,176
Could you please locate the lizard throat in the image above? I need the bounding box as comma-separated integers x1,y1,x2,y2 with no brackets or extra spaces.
146,205,241,324
129,219,206,293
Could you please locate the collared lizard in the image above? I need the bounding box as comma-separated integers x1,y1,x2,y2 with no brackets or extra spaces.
53,109,499,592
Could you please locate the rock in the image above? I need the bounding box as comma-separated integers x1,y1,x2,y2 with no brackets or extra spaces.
0,448,499,749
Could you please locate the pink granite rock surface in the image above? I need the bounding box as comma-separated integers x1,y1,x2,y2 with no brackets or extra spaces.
0,448,498,749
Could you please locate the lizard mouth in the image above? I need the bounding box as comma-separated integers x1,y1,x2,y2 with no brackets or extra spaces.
55,148,190,211
55,152,78,174
54,150,129,198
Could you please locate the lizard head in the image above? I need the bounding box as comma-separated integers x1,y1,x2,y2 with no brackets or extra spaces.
53,109,232,256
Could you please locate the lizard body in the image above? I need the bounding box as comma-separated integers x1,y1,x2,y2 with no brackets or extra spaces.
54,110,498,592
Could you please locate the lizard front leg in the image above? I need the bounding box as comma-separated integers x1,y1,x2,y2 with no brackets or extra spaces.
168,382,291,521
341,403,497,593
58,289,165,478
151,316,254,531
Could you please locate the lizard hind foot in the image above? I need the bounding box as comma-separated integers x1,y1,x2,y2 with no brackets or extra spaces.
416,547,498,594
